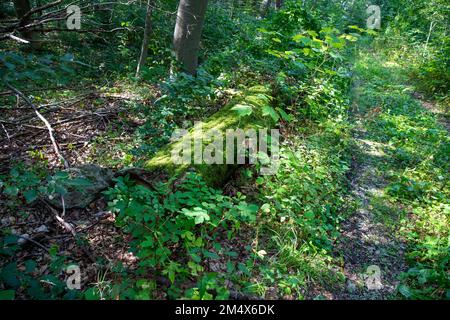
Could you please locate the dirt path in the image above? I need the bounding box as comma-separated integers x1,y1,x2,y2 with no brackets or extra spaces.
330,83,409,300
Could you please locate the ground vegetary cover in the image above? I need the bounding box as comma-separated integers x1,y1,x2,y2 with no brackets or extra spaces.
0,1,448,300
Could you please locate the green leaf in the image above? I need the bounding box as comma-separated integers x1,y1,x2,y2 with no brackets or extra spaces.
237,203,259,222
141,236,154,248
226,251,238,257
23,189,38,204
276,107,293,122
203,251,220,260
190,253,201,263
4,186,19,197
182,207,210,224
226,261,235,273
304,211,315,219
1,263,20,288
0,290,15,300
293,34,312,46
261,105,280,122
84,287,100,300
24,260,37,273
398,284,412,298
255,177,265,185
231,104,253,117
238,263,250,276
306,30,318,37
4,235,18,245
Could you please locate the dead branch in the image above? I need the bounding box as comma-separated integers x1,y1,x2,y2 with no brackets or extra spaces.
19,0,63,25
6,33,30,43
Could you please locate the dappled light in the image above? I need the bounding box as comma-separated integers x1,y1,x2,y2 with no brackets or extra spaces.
0,0,448,303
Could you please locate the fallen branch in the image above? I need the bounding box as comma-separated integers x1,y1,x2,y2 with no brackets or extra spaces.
6,33,30,43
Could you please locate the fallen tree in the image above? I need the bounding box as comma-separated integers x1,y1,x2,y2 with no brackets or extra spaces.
145,85,278,186
43,85,279,209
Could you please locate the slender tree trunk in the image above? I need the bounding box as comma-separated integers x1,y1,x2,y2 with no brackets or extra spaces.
173,0,209,75
260,0,272,18
252,0,259,12
425,20,435,48
13,0,41,49
275,0,283,10
136,0,154,77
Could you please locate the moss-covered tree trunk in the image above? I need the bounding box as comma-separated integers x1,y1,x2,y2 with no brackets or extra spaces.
145,86,276,187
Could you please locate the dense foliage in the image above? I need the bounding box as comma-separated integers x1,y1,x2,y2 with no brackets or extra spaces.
0,0,448,300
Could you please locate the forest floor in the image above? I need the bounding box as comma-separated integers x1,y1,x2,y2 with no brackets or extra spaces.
1,44,448,300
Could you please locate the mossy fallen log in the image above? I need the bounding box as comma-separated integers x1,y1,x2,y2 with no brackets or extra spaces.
42,86,277,209
145,85,277,186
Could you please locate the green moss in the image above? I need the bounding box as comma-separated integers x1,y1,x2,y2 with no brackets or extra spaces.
145,85,275,186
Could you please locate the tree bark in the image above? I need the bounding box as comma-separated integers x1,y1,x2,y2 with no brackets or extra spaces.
136,0,154,77
173,0,209,75
260,0,272,18
13,0,41,49
275,0,283,10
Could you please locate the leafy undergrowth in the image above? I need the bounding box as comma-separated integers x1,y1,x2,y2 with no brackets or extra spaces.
1,3,362,299
353,48,449,299
1,1,448,301
250,117,353,299
104,172,260,299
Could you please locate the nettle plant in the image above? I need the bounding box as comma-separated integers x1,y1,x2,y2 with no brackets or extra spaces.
104,172,259,299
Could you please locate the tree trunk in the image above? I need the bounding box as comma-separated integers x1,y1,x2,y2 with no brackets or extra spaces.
136,0,154,77
173,0,209,75
275,0,283,10
260,0,272,18
13,0,41,50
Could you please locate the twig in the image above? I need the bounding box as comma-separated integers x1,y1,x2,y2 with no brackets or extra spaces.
1,122,11,142
17,234,49,251
2,76,69,169
55,215,76,237
40,199,75,237
61,196,66,217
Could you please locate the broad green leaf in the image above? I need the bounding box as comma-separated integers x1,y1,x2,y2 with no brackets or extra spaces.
276,107,293,122
0,290,15,300
398,284,413,298
24,260,37,273
203,251,220,260
262,105,280,122
231,104,253,117
182,207,210,224
23,189,38,204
